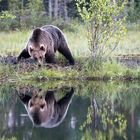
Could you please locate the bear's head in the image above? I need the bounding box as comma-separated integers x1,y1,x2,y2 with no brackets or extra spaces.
28,28,48,66
27,92,54,125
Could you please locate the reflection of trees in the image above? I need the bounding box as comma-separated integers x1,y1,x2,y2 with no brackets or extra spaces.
1,82,140,140
0,85,18,138
79,82,140,140
118,88,140,140
80,91,127,140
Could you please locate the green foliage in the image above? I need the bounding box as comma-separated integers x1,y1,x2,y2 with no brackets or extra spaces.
102,61,126,79
81,129,93,140
127,1,140,22
76,0,127,68
80,105,93,131
0,0,46,30
0,11,16,30
0,84,16,105
0,0,80,30
80,88,128,140
0,0,139,30
8,0,25,29
28,0,45,27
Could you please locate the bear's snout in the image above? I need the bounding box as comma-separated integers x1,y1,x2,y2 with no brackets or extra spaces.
28,96,47,111
32,55,44,66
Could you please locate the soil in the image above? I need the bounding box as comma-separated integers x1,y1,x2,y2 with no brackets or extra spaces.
0,55,74,72
0,55,140,69
114,54,140,68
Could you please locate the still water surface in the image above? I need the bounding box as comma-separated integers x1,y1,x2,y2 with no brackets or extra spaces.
0,82,140,140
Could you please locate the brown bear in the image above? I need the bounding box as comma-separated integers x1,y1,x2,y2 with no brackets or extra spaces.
17,87,74,128
17,25,75,66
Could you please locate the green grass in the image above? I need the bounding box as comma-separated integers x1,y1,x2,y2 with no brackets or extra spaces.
0,26,89,57
113,30,140,55
0,60,140,83
0,30,30,56
0,25,140,57
0,24,140,82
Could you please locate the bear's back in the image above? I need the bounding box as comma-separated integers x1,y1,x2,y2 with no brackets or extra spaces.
41,25,64,49
41,25,62,39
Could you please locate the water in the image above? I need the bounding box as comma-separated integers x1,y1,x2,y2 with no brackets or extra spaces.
0,82,140,140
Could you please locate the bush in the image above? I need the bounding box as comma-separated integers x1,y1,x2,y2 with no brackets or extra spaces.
0,11,16,31
76,0,127,68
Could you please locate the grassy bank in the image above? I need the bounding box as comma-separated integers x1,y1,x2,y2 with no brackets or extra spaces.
0,60,140,84
0,25,140,83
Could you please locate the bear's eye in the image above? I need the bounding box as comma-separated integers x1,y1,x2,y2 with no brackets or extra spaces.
30,102,33,107
30,48,33,52
40,46,45,51
40,104,45,109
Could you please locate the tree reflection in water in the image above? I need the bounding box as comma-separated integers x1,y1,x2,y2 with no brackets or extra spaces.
80,92,127,140
79,82,140,140
1,82,140,140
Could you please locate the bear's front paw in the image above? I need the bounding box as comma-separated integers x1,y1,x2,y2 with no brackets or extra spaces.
69,60,75,65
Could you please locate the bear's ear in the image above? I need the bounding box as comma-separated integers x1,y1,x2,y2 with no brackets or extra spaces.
32,28,42,42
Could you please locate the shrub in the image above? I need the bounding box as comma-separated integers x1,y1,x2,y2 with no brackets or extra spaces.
0,11,16,30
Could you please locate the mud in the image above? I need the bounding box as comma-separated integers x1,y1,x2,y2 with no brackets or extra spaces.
0,55,140,75
0,55,76,74
1,55,140,69
117,58,140,68
0,55,18,65
114,54,140,68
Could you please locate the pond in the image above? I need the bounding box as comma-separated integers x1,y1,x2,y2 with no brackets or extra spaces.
0,82,140,140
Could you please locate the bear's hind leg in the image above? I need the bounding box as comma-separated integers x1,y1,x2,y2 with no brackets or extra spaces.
58,46,75,65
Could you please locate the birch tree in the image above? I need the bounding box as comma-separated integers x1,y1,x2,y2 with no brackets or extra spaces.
76,0,127,68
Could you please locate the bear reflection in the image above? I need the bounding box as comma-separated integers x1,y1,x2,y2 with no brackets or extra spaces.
17,87,74,128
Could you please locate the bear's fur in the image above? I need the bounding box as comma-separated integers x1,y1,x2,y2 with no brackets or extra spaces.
17,87,74,128
17,25,75,65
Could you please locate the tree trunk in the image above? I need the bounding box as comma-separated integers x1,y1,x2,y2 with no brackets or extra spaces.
63,0,68,21
43,0,49,16
48,0,53,18
54,0,58,19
